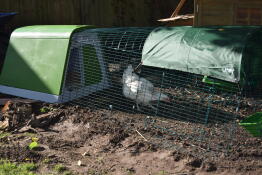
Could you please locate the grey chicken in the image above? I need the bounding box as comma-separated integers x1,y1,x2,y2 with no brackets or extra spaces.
122,65,170,111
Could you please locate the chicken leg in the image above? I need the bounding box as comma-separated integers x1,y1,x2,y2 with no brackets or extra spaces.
136,103,141,111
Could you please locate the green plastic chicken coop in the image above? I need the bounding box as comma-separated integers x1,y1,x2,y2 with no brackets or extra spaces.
0,25,110,103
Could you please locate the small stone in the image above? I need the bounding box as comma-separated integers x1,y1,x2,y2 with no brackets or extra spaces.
77,160,82,166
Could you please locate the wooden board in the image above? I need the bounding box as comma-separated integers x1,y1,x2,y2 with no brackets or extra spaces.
171,0,188,17
195,0,262,26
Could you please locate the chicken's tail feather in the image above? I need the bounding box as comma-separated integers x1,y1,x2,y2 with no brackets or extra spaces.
152,92,170,102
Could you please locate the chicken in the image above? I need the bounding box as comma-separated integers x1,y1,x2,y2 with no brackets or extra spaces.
122,65,170,111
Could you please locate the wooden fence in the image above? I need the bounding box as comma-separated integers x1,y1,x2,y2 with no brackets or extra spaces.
195,0,262,26
1,0,181,31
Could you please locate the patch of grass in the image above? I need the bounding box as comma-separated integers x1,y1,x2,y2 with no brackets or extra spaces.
21,163,38,171
40,106,54,113
63,171,74,175
87,169,110,175
40,107,49,113
0,132,10,139
54,164,67,173
42,158,51,164
0,160,37,175
156,170,168,175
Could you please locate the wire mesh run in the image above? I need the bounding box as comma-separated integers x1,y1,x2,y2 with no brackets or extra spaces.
60,28,261,145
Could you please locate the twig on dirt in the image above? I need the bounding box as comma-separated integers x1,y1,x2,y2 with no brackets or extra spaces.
179,142,207,151
35,112,53,120
185,88,191,94
154,118,169,124
135,129,148,142
191,144,207,151
83,157,93,164
108,164,116,170
17,126,39,133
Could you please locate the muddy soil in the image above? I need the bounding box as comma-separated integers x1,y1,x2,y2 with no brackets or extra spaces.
0,101,261,175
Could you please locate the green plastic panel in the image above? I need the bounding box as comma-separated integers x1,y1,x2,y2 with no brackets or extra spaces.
83,45,102,86
240,112,262,137
11,25,89,39
0,25,94,95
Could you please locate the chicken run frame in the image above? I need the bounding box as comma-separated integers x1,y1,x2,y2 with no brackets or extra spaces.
0,26,262,150
61,26,261,117
62,27,261,141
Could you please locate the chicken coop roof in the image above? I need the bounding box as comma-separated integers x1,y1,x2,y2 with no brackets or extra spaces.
0,25,93,102
142,26,262,87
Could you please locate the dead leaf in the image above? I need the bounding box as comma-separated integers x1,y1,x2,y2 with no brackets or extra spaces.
1,101,11,113
0,118,9,130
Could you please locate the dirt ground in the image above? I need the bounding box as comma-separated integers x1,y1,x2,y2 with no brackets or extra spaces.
0,99,261,175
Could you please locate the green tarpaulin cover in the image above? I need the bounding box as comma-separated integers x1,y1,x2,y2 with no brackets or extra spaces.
142,26,262,87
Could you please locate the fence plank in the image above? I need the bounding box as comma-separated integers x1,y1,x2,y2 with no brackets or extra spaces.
1,0,182,31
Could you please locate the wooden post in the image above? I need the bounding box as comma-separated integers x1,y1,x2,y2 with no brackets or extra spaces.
171,0,187,18
193,0,198,26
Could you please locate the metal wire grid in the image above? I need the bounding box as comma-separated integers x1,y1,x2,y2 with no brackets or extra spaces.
60,27,154,106
60,27,260,144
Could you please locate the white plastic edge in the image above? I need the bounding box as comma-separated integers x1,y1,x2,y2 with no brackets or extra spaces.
0,85,60,103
